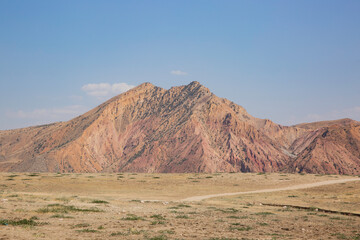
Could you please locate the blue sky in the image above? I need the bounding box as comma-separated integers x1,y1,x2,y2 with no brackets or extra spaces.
1,0,360,130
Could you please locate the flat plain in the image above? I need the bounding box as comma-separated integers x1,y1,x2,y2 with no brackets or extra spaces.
0,172,360,240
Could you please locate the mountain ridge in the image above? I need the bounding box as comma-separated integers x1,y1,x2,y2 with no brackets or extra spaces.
1,81,359,174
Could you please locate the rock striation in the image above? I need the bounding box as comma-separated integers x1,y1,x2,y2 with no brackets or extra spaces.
1,82,359,174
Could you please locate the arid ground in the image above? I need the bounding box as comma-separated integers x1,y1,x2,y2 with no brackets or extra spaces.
1,173,360,240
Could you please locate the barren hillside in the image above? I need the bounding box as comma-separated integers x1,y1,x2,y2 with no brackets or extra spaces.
1,82,359,174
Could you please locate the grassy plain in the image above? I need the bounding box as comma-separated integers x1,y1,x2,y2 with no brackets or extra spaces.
0,172,359,239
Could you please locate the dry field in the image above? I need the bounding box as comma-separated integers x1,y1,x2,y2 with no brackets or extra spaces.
0,172,360,240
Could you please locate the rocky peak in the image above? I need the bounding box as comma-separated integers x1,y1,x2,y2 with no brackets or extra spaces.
135,82,155,89
1,81,360,175
185,81,211,94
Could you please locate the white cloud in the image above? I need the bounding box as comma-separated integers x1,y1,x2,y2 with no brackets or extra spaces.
112,83,135,93
171,70,188,76
81,82,135,98
6,105,88,121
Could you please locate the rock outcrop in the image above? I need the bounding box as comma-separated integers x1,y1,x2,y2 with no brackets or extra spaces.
1,82,359,174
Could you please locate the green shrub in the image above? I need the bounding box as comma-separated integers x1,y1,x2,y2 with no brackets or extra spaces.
122,214,143,221
91,200,109,204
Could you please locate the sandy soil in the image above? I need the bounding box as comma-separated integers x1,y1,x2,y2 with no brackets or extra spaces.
0,172,359,240
182,178,360,201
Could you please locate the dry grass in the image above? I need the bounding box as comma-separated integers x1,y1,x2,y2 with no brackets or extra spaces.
0,172,359,239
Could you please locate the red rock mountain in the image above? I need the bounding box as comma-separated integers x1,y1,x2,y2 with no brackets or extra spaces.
1,82,359,174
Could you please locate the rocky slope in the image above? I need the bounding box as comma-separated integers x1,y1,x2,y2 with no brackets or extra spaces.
0,82,359,174
287,123,360,174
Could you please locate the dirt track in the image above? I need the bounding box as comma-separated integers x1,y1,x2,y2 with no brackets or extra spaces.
182,178,360,201
1,173,360,239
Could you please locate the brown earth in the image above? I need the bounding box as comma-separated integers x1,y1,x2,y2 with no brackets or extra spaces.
0,81,360,174
0,172,360,240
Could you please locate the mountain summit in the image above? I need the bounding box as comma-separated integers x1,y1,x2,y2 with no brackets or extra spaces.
1,82,359,174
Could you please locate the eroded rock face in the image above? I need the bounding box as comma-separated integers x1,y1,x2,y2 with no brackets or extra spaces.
286,124,360,175
1,81,359,174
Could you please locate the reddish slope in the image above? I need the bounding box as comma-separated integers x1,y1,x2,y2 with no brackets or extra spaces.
287,124,360,175
0,81,359,174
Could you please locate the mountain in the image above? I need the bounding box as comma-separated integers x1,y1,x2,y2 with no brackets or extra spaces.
1,82,359,174
293,118,358,130
287,123,360,174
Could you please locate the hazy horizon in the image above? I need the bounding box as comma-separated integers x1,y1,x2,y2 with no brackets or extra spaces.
1,0,359,130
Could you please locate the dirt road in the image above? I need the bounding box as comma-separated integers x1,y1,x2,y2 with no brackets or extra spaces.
182,178,360,201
